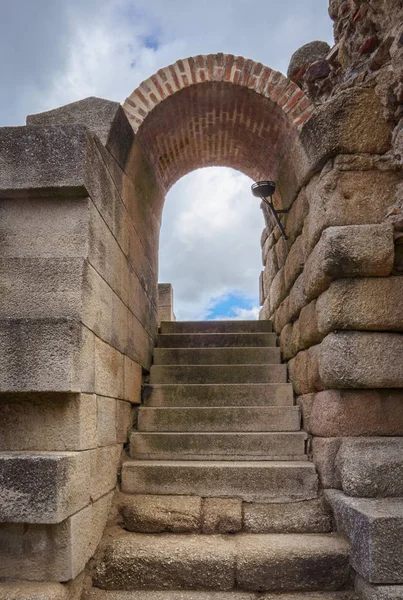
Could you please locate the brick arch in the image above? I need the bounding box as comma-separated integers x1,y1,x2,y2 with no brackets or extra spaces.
123,54,314,194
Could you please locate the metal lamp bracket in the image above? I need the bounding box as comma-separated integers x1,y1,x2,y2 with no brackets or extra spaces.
251,181,288,240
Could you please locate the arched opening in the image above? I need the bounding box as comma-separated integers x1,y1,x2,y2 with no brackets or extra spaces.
159,166,262,320
121,54,313,320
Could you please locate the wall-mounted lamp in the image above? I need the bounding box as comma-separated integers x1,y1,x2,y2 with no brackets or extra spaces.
251,181,288,240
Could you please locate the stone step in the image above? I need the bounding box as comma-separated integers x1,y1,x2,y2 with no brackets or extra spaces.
89,592,356,600
160,320,273,334
156,332,278,348
121,460,318,503
130,431,307,460
91,530,350,592
149,364,287,385
143,383,294,407
117,494,332,535
327,489,403,585
153,347,281,365
137,406,300,432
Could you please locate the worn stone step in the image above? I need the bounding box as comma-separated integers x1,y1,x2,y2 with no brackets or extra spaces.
143,383,294,407
153,347,281,365
91,530,350,591
121,460,318,503
160,320,273,334
130,431,307,460
89,592,356,600
116,494,332,535
327,489,403,585
149,364,287,385
137,406,300,432
156,332,278,348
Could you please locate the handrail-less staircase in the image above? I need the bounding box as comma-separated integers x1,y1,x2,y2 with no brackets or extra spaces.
90,320,353,599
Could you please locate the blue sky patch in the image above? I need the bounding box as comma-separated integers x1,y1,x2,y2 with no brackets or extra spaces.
205,292,259,320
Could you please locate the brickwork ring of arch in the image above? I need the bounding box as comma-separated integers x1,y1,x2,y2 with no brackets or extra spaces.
123,54,314,194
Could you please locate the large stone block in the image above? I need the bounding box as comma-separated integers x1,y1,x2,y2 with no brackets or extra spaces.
327,489,403,584
202,498,242,534
0,197,90,259
356,576,403,600
0,393,97,451
309,390,403,437
304,224,394,302
319,331,403,389
0,319,95,394
243,498,332,533
27,97,121,146
0,451,90,523
335,438,403,498
312,437,342,489
94,337,124,399
317,277,403,335
288,345,323,395
300,87,392,172
89,445,121,501
118,493,202,533
0,492,113,581
304,169,398,254
0,125,93,198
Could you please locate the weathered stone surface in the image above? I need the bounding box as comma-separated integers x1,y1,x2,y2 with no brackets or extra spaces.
270,269,287,313
318,332,403,389
202,498,242,534
327,490,403,584
312,437,342,489
137,406,300,433
0,393,97,451
356,577,403,600
317,277,403,335
309,390,403,437
284,188,309,245
0,126,91,198
0,573,85,600
0,319,94,394
149,364,287,385
153,347,281,365
87,592,357,600
123,357,142,404
97,397,117,446
298,300,322,351
143,383,294,407
0,451,90,523
243,498,332,533
94,336,124,399
116,400,132,444
92,531,349,592
288,41,331,82
288,345,323,396
156,332,277,348
121,460,318,503
336,438,403,497
92,531,236,590
158,283,175,323
300,88,392,171
280,323,294,361
304,224,394,302
160,320,273,334
118,494,202,533
27,97,120,145
288,273,308,321
284,235,306,292
236,533,350,591
297,393,316,432
130,432,307,461
304,170,398,253
90,445,121,501
0,491,113,581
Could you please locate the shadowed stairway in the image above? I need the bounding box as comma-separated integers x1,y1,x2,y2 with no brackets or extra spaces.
90,320,353,598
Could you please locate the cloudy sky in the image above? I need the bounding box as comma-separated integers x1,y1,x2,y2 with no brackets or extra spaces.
1,0,333,320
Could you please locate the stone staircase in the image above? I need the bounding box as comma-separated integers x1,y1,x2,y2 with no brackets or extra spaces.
90,320,354,599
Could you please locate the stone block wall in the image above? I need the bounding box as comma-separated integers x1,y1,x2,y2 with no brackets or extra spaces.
260,4,403,591
158,283,176,323
0,100,163,586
